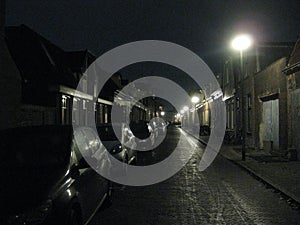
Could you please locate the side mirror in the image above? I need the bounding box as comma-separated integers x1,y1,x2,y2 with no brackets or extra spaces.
78,157,90,169
70,165,80,179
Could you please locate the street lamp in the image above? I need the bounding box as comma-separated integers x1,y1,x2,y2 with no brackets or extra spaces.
191,96,200,103
231,34,252,161
232,35,252,51
160,111,165,116
191,96,200,131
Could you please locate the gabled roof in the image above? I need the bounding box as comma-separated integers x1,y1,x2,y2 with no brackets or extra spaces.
283,37,300,75
289,37,300,66
4,24,126,104
67,50,96,73
5,24,76,88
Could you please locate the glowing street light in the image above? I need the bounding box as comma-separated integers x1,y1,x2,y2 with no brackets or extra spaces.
191,96,200,103
160,111,165,116
231,34,252,51
183,106,189,111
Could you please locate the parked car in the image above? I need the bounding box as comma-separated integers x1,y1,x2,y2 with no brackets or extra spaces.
97,123,137,164
148,119,168,137
129,120,156,150
0,125,112,225
199,125,210,136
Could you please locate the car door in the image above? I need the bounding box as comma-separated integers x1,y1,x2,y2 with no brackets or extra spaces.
72,128,107,223
81,128,108,209
71,130,98,223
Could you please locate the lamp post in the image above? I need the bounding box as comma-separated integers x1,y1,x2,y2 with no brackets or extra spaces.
231,34,252,161
191,96,200,104
191,96,200,132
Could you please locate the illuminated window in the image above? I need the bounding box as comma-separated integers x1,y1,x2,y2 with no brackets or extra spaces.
62,95,67,109
83,100,87,110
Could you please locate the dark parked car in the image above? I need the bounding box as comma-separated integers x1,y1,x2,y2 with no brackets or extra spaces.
199,125,210,136
97,124,137,164
0,125,112,225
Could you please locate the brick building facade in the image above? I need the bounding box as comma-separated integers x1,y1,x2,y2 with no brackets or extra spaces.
283,37,300,156
219,42,293,152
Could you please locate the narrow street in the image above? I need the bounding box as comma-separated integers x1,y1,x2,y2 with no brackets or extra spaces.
91,126,300,225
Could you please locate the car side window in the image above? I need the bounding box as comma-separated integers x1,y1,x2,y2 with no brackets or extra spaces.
83,128,100,154
71,138,82,166
72,129,89,164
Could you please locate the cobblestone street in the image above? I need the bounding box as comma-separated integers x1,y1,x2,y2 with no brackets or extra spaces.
91,126,300,225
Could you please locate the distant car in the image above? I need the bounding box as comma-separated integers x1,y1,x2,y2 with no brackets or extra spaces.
149,120,167,136
0,125,112,225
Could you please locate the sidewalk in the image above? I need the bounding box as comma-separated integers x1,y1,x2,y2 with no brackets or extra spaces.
194,133,300,204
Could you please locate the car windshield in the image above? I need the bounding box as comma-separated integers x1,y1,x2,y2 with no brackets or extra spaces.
0,129,70,168
97,125,118,141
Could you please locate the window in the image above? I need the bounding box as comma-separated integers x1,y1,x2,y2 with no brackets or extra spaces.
104,105,108,123
62,95,67,109
83,100,87,110
72,98,79,125
99,104,104,124
81,73,87,93
226,100,235,129
61,95,70,125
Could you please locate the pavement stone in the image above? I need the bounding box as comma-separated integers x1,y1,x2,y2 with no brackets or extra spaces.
195,133,300,205
91,127,300,224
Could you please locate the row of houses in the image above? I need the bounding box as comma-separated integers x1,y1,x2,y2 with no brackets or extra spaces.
189,37,300,157
0,23,159,130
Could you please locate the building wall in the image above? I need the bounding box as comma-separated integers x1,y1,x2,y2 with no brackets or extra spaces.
220,44,292,148
18,104,56,126
254,57,288,151
286,38,300,155
222,57,241,143
288,88,300,153
242,75,255,148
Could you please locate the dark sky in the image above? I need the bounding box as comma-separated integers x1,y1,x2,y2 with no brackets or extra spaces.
5,0,300,90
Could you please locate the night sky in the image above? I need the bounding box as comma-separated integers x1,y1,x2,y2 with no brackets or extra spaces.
5,0,300,91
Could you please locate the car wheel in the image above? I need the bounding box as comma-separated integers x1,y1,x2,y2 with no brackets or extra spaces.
67,207,82,225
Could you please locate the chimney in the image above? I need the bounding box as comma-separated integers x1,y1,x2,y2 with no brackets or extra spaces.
0,0,21,129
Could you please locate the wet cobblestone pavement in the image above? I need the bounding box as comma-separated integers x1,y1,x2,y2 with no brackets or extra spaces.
90,126,300,225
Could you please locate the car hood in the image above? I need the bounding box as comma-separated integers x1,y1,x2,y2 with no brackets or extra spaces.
101,140,120,151
0,167,64,217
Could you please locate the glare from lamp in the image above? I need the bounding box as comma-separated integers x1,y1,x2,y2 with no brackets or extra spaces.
191,96,200,103
231,34,252,51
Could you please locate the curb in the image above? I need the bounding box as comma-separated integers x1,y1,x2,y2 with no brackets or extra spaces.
182,128,300,205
